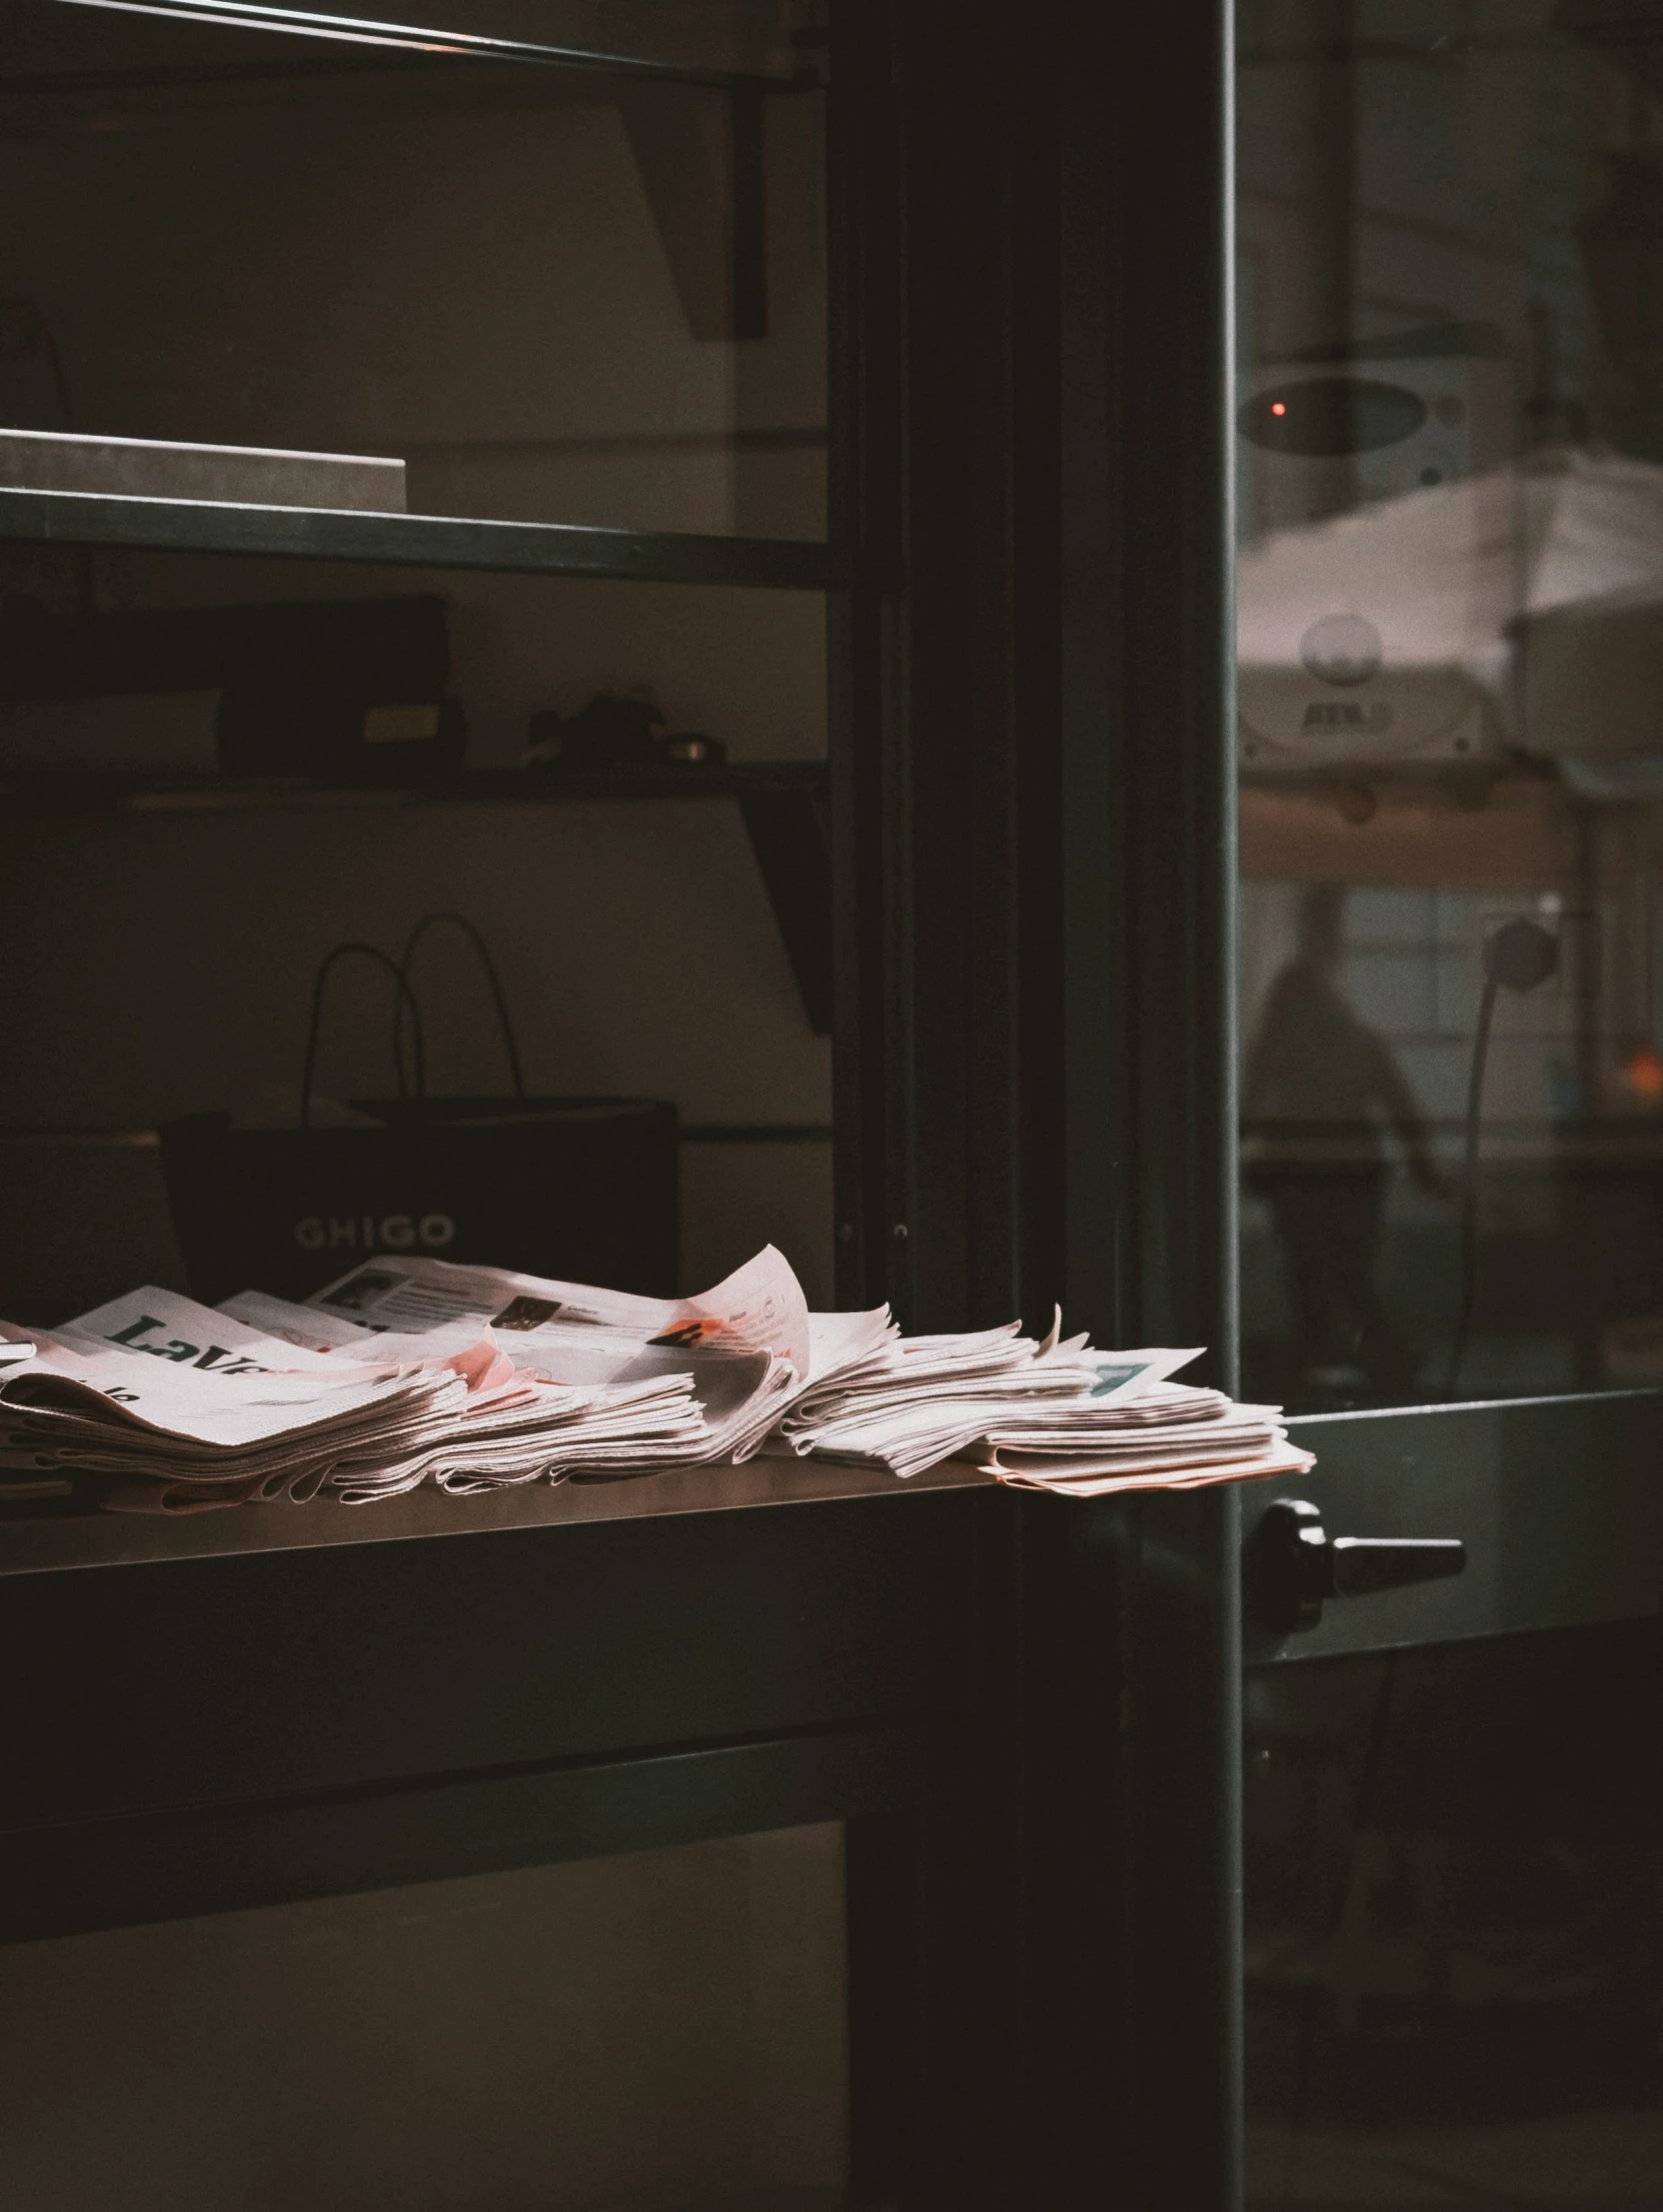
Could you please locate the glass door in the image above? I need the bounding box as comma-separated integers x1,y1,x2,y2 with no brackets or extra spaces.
1236,5,1663,2202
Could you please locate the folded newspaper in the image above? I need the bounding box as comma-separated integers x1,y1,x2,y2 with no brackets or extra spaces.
0,1246,1310,1512
774,1320,1313,1493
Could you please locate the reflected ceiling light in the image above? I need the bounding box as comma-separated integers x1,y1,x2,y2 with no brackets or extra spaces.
50,0,776,86
54,0,463,54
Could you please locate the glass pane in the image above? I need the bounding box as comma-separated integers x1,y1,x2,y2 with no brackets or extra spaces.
1237,0,1663,1408
1245,1623,1663,2209
0,0,827,538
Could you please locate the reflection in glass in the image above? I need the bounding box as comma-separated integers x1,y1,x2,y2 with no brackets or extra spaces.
1237,0,1663,1410
1244,882,1451,1397
1244,1624,1663,2210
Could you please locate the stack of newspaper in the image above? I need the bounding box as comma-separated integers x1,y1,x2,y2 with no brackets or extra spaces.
0,1246,1308,1512
776,1320,1312,1494
0,1249,888,1512
0,1333,64,1505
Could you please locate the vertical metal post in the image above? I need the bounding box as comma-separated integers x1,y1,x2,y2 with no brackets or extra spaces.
827,0,906,1316
1026,2,1245,2204
830,1,1244,2200
1114,1,1243,2196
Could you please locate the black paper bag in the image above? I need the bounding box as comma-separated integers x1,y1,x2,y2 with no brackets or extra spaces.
160,919,678,1304
160,1096,678,1304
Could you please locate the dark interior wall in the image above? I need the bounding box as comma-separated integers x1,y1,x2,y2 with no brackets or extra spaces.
0,1825,848,2212
0,59,829,531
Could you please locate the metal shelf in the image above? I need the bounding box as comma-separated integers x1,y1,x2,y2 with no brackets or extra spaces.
0,488,834,592
0,760,825,814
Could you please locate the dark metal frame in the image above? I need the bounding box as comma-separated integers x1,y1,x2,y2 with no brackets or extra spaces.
0,1476,985,1947
824,4,1246,2202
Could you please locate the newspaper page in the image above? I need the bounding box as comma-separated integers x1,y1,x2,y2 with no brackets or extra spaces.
0,1285,705,1511
299,1247,831,1468
0,1263,1310,1512
306,1245,814,1376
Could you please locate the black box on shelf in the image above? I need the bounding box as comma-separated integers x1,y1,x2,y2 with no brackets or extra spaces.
0,594,450,701
0,595,465,781
160,1098,680,1306
0,689,466,782
216,691,467,780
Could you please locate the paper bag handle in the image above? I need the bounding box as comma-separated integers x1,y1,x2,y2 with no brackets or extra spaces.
301,943,428,1129
396,912,527,1100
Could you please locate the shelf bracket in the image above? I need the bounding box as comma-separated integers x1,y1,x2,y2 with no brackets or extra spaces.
620,83,768,342
737,785,832,1034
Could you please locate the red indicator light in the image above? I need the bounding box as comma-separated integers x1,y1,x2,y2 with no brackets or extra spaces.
1270,401,1286,416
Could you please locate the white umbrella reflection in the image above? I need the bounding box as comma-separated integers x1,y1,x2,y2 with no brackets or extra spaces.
1238,445,1663,776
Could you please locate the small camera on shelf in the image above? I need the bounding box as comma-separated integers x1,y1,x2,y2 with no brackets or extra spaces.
526,690,726,772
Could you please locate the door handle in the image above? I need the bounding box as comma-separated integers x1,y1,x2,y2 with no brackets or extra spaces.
1247,1497,1467,1635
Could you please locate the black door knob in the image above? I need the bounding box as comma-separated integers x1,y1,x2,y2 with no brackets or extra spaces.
1247,1497,1467,1635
